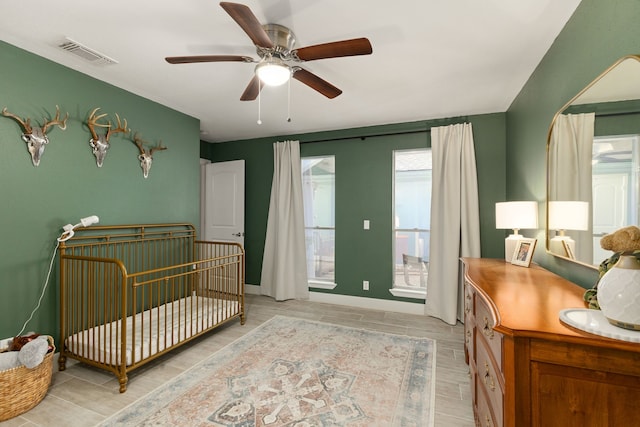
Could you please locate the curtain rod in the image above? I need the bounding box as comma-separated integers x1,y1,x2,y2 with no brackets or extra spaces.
300,128,430,144
298,117,471,144
594,110,640,118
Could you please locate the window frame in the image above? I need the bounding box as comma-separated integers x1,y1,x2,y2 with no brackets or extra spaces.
390,148,431,300
301,155,337,290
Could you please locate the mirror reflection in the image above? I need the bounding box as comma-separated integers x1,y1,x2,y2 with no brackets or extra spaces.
546,55,640,268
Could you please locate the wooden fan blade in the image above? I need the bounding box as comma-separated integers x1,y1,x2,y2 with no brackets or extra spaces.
220,2,273,48
240,75,262,101
165,55,254,64
293,68,342,99
293,38,372,61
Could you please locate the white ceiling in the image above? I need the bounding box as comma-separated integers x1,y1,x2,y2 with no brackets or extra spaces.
0,1,581,143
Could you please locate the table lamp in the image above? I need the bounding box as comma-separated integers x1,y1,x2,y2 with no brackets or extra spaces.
548,201,589,258
496,201,539,261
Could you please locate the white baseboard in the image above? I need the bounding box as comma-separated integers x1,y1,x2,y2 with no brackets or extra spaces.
245,284,261,295
244,283,426,315
308,292,426,315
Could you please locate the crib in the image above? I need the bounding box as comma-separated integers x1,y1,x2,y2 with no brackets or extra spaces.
58,223,244,393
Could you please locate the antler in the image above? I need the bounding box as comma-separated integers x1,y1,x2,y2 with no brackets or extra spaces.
41,105,68,134
133,132,167,178
149,141,167,155
88,108,129,141
106,113,129,140
87,107,110,141
1,107,33,134
133,132,147,155
133,132,166,154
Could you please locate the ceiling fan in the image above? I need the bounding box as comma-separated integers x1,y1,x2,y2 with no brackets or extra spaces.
165,2,373,101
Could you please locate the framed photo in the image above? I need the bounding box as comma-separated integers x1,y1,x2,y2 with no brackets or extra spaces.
511,238,537,267
561,239,575,260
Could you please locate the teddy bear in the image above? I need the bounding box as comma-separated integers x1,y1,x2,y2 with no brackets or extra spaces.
0,334,51,371
600,225,640,254
584,225,640,309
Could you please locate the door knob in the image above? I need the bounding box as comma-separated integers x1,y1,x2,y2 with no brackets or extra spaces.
232,232,244,237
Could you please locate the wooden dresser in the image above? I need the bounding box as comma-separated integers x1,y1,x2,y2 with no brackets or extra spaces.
462,258,640,427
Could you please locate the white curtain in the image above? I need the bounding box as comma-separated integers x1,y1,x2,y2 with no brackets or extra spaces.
549,113,595,262
261,140,309,301
425,123,481,325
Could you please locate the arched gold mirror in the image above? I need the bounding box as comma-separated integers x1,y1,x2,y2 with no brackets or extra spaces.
546,54,640,268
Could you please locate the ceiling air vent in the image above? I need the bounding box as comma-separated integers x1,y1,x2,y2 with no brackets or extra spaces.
58,37,118,65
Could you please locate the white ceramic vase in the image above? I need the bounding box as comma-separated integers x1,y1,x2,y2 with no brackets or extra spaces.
597,254,640,331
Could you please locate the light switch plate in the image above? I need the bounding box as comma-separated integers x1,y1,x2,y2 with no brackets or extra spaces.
363,220,370,230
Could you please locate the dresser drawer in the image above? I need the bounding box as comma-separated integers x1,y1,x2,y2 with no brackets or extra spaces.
464,281,475,317
476,379,500,427
476,338,504,427
465,321,475,364
475,293,503,370
464,283,475,363
469,355,477,410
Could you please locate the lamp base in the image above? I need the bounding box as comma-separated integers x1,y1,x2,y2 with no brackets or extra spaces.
550,235,575,259
505,234,523,261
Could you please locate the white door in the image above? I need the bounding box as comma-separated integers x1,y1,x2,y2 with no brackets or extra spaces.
203,160,245,245
592,172,628,263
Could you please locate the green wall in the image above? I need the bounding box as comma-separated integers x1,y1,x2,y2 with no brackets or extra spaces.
0,41,201,340
507,0,640,288
202,113,506,301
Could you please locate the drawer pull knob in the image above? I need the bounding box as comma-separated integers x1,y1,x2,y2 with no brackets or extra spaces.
483,317,494,339
485,414,494,427
484,362,496,391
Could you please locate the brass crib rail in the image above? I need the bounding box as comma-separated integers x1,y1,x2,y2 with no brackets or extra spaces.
58,223,245,393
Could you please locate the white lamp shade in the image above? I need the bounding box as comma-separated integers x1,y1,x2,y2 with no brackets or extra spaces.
549,201,589,231
495,201,538,230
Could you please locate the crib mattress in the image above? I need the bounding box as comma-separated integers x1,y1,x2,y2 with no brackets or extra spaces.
65,295,238,366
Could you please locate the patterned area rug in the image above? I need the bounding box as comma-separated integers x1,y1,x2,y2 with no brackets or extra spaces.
101,315,436,427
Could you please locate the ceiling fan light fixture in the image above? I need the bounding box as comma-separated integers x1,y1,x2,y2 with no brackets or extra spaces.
255,58,290,86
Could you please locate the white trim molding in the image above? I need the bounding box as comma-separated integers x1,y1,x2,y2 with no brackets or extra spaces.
244,284,426,315
245,284,262,295
308,280,337,290
389,287,427,300
309,291,425,315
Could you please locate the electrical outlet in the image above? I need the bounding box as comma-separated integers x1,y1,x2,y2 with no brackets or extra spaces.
363,280,369,290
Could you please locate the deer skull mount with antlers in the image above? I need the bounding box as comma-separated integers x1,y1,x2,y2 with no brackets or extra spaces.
1,105,68,166
86,108,129,167
132,133,167,178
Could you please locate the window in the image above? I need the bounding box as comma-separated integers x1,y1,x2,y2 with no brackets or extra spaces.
391,149,432,299
592,134,640,264
302,156,336,288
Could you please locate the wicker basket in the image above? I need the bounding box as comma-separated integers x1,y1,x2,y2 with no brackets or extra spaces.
0,336,55,421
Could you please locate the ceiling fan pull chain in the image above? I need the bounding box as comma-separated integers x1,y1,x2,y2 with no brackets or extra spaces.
257,80,262,125
287,76,292,123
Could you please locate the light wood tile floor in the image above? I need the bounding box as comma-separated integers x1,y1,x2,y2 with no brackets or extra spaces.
1,294,474,426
